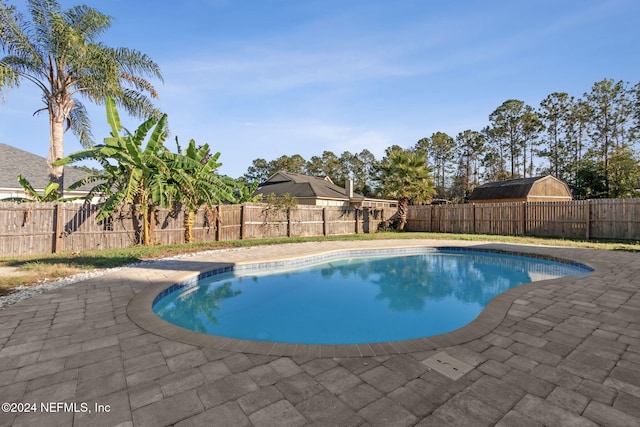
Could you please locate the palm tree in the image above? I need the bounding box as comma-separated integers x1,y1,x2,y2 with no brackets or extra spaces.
376,150,435,231
0,0,162,194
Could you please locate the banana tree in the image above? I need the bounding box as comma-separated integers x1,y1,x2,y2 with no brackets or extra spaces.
171,139,236,243
234,180,262,203
1,175,81,202
56,98,173,245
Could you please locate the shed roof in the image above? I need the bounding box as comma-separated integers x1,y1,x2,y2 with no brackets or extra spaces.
468,176,550,201
0,143,94,191
255,171,365,201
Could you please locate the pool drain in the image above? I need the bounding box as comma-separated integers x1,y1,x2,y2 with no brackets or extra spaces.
422,352,473,380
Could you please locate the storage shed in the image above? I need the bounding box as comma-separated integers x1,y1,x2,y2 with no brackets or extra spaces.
468,175,572,203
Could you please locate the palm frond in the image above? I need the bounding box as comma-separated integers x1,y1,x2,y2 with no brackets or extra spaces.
1,55,45,79
27,0,61,56
113,47,163,82
376,150,435,203
120,72,158,98
117,88,162,120
68,99,94,147
1,2,40,60
64,5,111,41
0,61,20,94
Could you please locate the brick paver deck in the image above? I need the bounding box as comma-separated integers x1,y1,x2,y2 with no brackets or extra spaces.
0,240,638,426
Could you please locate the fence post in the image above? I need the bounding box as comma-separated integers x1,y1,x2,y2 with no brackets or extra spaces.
215,205,221,241
585,199,591,240
287,207,292,237
363,207,370,233
52,203,63,253
522,202,527,236
429,205,433,232
240,204,245,240
472,204,476,235
322,208,327,236
354,208,359,234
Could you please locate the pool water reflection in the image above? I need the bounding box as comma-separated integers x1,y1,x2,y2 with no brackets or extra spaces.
153,250,590,344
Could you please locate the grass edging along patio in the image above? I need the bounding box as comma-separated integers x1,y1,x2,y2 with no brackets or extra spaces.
0,231,637,295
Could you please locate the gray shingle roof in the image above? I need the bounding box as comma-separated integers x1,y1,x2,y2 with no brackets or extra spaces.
0,143,94,191
255,171,365,200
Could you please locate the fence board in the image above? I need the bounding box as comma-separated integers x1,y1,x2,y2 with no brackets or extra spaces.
0,202,55,256
242,204,287,239
218,205,242,241
324,207,357,235
406,199,640,241
406,206,431,232
290,206,324,237
366,207,388,232
589,199,640,240
0,202,389,256
7,198,638,257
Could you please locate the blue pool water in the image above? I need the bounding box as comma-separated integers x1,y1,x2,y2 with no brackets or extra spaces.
152,249,590,344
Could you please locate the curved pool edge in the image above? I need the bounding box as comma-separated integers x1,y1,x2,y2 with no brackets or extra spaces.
126,242,600,357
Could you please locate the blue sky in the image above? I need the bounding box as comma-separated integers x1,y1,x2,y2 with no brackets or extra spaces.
1,0,639,179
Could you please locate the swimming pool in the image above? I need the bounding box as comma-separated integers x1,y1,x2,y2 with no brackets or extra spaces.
152,248,591,345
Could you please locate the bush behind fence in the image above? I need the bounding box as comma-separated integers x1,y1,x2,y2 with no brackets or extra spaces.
0,202,393,257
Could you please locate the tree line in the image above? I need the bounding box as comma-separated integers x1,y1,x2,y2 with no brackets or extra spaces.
241,78,640,201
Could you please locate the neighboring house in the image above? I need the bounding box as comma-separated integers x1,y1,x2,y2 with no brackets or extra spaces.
0,143,97,202
468,175,572,203
254,171,396,208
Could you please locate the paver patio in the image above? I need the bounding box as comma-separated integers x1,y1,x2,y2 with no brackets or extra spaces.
0,239,639,426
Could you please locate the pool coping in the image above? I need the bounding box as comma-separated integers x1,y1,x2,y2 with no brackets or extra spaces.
126,243,598,357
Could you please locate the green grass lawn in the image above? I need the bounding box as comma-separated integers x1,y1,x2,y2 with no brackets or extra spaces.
1,232,638,295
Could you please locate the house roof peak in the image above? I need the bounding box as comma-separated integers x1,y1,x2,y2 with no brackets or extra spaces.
0,143,93,191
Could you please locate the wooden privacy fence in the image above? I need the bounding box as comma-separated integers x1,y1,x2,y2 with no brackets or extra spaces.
406,199,640,241
0,202,393,257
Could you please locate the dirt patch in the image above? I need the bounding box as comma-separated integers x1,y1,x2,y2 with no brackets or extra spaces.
0,266,25,277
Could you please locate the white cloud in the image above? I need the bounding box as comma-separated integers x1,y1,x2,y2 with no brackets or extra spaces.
163,46,412,96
